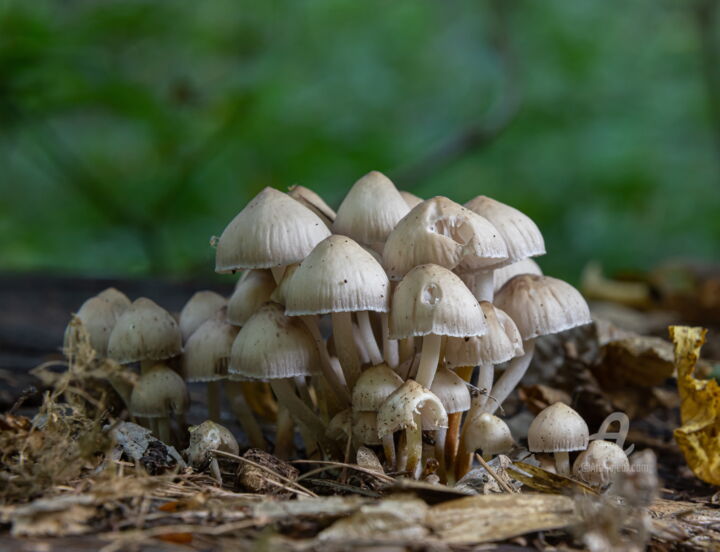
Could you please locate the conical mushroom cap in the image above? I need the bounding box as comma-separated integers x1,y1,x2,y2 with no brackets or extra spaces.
130,364,189,418
445,302,523,367
352,363,404,412
377,379,448,437
465,196,545,264
285,235,390,315
185,420,239,468
572,439,629,487
528,402,589,453
288,184,336,227
227,270,276,326
215,187,331,273
430,367,471,414
96,287,131,311
353,411,381,445
65,294,128,356
389,264,486,340
463,412,514,456
182,316,239,382
179,290,227,341
383,196,508,280
399,190,423,209
229,302,317,380
108,298,183,364
333,171,410,246
495,275,591,340
493,258,543,293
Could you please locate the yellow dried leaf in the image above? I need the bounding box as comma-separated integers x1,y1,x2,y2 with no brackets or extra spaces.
671,326,720,485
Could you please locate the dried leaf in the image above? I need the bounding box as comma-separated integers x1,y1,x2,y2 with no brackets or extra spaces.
8,495,96,537
506,461,597,496
594,336,676,388
518,384,572,415
671,326,720,485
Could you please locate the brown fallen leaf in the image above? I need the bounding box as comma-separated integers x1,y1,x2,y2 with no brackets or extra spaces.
671,326,720,486
518,384,572,415
594,335,676,389
506,461,597,496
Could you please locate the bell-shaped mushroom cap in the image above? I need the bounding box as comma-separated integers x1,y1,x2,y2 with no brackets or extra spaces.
430,367,471,413
284,235,390,315
326,408,353,441
572,439,629,487
179,291,227,341
383,197,508,280
495,275,591,340
65,294,128,356
185,420,239,468
463,412,515,456
96,287,131,311
182,317,239,382
288,184,336,226
353,411,381,445
465,196,545,264
445,302,524,368
333,171,410,246
215,187,331,273
377,379,448,438
227,270,276,326
493,258,543,293
389,264,486,340
352,363,404,412
228,302,317,380
528,402,589,453
108,298,183,364
130,364,189,418
399,190,423,209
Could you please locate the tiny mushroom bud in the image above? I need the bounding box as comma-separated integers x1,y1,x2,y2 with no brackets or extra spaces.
185,420,239,484
179,290,227,342
462,412,514,458
572,439,629,488
96,287,131,311
528,402,589,475
65,292,129,357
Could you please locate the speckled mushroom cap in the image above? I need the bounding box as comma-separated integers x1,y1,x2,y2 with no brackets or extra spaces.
389,264,486,340
182,316,239,382
493,258,543,293
326,409,353,441
572,439,629,487
215,187,331,273
284,235,390,315
288,184,336,227
130,364,189,418
495,274,591,341
383,196,508,280
227,270,276,326
528,402,589,453
377,379,448,438
108,298,183,364
333,171,410,246
464,195,545,265
352,411,382,445
228,302,317,381
65,293,129,357
430,367,471,414
463,412,515,456
352,363,404,412
185,420,239,468
445,302,524,368
179,290,227,341
399,190,423,209
96,287,131,311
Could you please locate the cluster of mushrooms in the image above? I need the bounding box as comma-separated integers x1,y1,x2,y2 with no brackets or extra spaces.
65,171,631,487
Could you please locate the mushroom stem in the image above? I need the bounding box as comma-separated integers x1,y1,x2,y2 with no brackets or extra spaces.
554,451,571,475
300,315,350,410
444,365,473,474
454,440,473,481
435,427,448,482
274,406,294,459
149,418,160,437
331,312,362,389
382,434,396,469
357,311,383,365
405,414,423,479
399,338,415,364
209,457,223,485
207,381,221,422
475,363,494,410
157,417,172,445
381,313,399,369
483,340,535,415
415,333,442,389
469,270,495,302
227,382,267,450
294,376,315,409
270,266,286,284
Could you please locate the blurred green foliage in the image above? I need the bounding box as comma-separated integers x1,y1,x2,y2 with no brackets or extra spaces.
1,0,718,282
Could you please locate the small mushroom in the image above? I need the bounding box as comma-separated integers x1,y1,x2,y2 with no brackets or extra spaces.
572,439,629,487
460,412,514,462
227,270,276,326
430,367,471,481
185,420,239,484
179,290,227,341
528,402,589,475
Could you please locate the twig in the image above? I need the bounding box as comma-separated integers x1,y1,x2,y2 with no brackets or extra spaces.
292,459,395,483
475,453,515,493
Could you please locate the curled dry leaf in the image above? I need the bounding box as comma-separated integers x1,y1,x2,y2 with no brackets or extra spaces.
671,326,720,486
518,384,572,415
594,336,676,389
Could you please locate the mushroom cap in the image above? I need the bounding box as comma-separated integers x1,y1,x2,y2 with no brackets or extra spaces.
284,235,390,315
269,264,298,306
228,302,317,380
493,258,543,293
464,196,545,265
108,298,183,364
430,367,471,414
65,294,128,356
383,196,508,280
96,287,131,311
215,187,331,273
179,290,227,341
445,302,524,367
528,402,589,453
495,274,591,340
399,190,423,209
572,439,629,487
389,264,486,340
130,364,189,418
185,420,239,468
463,412,515,456
182,316,239,382
333,171,410,246
353,411,381,445
326,408,353,441
227,270,276,326
288,184,336,227
352,363,404,412
377,379,448,437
